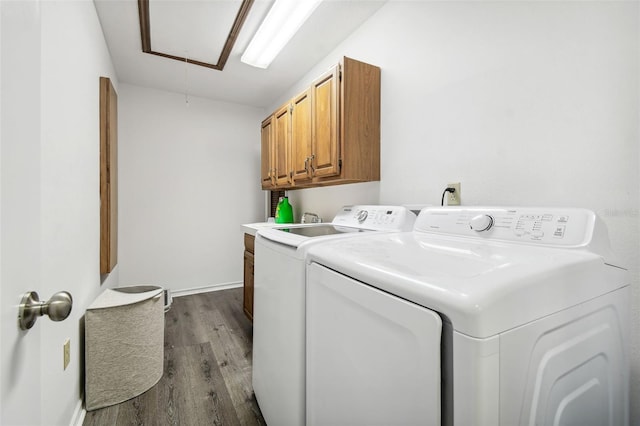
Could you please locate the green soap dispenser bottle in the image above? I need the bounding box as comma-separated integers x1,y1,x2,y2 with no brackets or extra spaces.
275,196,293,223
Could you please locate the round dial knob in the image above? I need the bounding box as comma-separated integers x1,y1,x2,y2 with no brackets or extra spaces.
356,210,368,223
469,214,494,232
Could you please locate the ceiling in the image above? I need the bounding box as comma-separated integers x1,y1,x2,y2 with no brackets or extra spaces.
93,0,386,108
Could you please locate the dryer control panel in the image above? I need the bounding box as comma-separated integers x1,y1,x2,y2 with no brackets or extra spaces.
414,207,597,247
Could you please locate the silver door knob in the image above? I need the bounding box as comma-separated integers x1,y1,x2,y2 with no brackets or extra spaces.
18,291,73,330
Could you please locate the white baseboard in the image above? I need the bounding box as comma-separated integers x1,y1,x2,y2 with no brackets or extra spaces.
170,281,242,298
69,397,86,426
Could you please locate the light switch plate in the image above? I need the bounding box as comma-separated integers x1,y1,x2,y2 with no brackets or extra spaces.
63,339,70,370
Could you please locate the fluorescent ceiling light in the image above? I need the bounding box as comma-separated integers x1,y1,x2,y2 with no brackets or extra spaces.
241,0,322,69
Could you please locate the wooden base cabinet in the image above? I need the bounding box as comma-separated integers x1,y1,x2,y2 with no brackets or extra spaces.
260,56,380,190
243,233,255,322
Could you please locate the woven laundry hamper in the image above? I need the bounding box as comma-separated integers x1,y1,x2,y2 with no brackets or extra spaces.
85,286,164,411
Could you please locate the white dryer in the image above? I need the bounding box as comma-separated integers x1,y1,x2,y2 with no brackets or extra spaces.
305,207,629,426
252,205,416,426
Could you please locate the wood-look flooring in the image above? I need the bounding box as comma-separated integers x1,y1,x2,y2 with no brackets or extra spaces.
83,288,266,426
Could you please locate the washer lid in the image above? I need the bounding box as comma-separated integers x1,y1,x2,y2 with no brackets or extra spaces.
306,232,628,338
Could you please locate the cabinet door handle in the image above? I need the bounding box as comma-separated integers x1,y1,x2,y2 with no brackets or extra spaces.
309,154,315,175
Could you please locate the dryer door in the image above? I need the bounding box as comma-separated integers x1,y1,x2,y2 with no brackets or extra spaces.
306,262,443,426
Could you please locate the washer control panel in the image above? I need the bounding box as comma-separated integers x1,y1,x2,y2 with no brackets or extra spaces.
332,205,416,231
414,207,596,247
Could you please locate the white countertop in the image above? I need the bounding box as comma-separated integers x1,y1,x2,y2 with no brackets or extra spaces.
242,222,291,236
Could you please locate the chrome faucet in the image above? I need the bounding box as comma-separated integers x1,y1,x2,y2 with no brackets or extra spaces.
301,212,321,223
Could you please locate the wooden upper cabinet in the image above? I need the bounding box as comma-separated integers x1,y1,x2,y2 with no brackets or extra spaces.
273,103,291,186
311,65,339,179
291,88,312,183
259,56,380,190
261,116,274,189
338,57,381,184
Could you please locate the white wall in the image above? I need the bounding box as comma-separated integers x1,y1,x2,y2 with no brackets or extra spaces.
1,0,119,425
283,182,380,223
118,84,265,293
284,1,640,422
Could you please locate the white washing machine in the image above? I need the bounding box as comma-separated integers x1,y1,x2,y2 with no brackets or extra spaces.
305,207,629,426
252,205,416,426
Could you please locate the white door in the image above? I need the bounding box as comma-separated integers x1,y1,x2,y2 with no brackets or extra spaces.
306,262,443,426
0,1,44,424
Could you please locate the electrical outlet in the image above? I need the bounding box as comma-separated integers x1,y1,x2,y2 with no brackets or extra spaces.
447,182,461,206
63,339,70,370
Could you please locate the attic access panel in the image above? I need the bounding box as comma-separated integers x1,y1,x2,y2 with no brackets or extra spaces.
138,0,254,70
